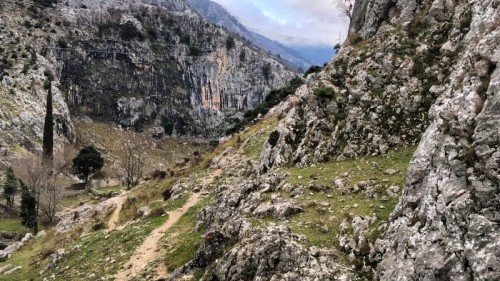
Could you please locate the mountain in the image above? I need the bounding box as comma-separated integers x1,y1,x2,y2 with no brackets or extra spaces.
1,0,499,280
0,0,296,157
184,0,315,70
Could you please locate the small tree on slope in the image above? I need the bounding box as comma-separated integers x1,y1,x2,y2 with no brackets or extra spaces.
72,146,104,191
2,167,18,208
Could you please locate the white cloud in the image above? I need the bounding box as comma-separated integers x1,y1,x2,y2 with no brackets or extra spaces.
211,0,349,46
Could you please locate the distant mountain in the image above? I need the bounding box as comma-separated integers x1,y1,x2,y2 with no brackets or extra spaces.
184,0,314,70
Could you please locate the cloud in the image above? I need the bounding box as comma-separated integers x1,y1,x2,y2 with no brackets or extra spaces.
211,0,349,47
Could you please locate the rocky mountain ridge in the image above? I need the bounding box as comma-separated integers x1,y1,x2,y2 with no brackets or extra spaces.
184,0,315,70
0,0,295,160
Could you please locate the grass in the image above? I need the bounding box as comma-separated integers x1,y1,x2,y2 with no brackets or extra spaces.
252,146,416,248
241,117,279,159
58,193,97,209
0,217,30,233
161,198,209,272
43,216,166,280
0,235,52,281
278,146,415,188
96,185,124,194
75,121,209,177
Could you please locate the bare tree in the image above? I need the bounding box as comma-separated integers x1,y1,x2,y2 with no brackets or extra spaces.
12,149,67,225
335,0,354,20
122,137,146,189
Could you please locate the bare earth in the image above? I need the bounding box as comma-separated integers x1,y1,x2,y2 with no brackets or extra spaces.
115,192,201,281
107,194,128,230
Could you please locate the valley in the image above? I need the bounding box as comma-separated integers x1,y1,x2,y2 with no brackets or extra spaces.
0,0,499,280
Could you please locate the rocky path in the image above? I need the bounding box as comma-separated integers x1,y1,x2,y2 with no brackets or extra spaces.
115,192,201,281
114,168,222,280
107,193,128,230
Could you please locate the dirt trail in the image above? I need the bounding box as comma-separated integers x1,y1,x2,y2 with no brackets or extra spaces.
115,192,201,281
115,168,223,280
107,194,128,230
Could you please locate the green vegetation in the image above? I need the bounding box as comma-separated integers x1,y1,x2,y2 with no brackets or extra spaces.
304,65,323,77
161,199,209,272
226,77,304,135
42,78,53,161
267,130,280,147
253,146,416,248
2,167,18,208
0,217,30,233
313,86,335,98
72,146,104,190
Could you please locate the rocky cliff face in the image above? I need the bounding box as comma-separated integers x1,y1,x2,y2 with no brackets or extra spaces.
258,0,473,171
0,0,294,148
184,0,314,70
55,0,294,137
371,0,500,279
168,0,498,279
0,2,75,164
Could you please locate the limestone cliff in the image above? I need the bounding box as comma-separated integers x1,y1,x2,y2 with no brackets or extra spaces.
166,0,499,279
55,0,294,137
0,0,295,155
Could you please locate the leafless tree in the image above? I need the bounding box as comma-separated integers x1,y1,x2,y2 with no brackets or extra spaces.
122,137,146,190
12,149,68,224
335,0,354,20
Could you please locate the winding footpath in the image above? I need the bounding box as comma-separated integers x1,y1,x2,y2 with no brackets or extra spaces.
115,192,201,281
107,194,128,230
114,169,222,280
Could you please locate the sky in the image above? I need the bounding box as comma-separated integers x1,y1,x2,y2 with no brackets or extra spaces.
211,0,349,47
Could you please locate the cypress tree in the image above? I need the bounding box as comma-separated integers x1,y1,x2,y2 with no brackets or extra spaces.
42,78,53,162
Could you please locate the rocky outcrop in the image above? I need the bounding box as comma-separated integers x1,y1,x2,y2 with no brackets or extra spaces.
371,0,500,279
165,151,354,280
259,0,473,171
0,4,75,156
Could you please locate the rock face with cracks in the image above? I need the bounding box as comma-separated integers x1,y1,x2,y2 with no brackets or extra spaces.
372,0,500,279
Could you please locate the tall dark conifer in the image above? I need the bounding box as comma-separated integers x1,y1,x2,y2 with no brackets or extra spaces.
42,78,53,162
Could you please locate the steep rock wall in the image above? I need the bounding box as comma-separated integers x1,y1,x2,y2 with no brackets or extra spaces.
54,0,294,137
372,0,499,279
259,0,473,170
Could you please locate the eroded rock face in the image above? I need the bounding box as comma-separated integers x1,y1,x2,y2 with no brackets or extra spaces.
259,0,475,171
372,0,500,279
54,0,294,137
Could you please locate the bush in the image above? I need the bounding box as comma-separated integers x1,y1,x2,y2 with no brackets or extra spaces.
226,36,235,50
268,130,280,147
34,0,58,8
188,46,203,56
120,21,144,41
313,86,335,98
151,169,167,180
148,207,165,218
304,65,322,77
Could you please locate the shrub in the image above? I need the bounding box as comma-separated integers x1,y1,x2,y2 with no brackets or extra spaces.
304,65,322,77
151,169,167,180
226,36,235,50
268,130,280,147
120,21,144,41
313,86,335,98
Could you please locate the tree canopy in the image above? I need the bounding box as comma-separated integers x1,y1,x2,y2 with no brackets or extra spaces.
72,146,104,190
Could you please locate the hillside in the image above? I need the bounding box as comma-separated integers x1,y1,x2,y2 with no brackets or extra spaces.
0,0,295,157
0,0,499,280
